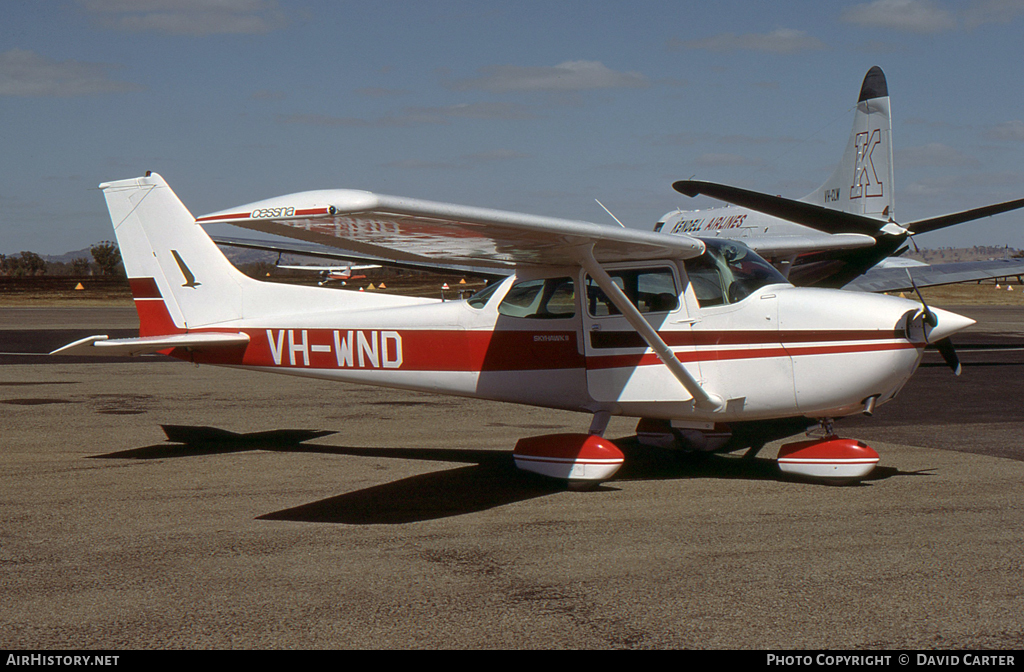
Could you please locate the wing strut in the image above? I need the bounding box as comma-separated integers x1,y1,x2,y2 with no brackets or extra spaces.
577,247,725,412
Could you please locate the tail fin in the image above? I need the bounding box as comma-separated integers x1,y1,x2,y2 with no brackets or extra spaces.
801,66,895,222
101,173,251,335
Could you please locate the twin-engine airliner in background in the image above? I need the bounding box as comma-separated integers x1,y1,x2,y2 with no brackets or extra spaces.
666,67,1024,292
54,67,1019,487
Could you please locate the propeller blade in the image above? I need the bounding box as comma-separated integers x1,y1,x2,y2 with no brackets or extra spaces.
906,269,962,374
906,269,937,328
935,337,962,376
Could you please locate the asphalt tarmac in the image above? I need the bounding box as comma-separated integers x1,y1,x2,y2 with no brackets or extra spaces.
2,306,1023,649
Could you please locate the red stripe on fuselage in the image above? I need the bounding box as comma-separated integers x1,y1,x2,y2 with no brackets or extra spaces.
590,329,903,349
192,329,586,370
182,326,921,372
583,341,919,371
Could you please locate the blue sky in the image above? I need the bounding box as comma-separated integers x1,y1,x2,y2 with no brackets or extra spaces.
3,0,1024,255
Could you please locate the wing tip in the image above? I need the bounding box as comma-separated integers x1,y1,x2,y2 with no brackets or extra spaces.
672,180,701,198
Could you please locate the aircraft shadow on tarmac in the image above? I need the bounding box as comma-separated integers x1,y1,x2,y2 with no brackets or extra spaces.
88,424,933,525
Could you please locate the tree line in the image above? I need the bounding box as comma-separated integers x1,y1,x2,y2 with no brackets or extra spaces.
0,242,122,277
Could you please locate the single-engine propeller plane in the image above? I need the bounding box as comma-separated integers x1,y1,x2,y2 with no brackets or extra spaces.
56,67,1003,488
273,261,380,286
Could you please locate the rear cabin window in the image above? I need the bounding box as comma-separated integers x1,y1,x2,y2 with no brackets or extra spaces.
467,281,504,309
496,277,576,319
585,267,679,317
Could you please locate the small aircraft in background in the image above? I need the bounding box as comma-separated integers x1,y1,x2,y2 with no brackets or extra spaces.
273,262,379,286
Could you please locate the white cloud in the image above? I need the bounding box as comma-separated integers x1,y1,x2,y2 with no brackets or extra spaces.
279,102,536,128
673,29,825,54
986,120,1024,141
964,0,1024,29
383,150,529,171
898,143,981,167
0,49,141,97
841,0,957,33
448,60,648,92
78,0,287,35
694,153,766,168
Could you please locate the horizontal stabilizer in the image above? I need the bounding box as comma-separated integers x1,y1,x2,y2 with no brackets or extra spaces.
906,197,1024,234
673,180,888,236
51,332,250,357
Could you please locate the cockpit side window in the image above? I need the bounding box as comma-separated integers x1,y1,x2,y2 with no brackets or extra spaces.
496,277,576,319
683,254,726,307
585,267,679,317
684,239,788,307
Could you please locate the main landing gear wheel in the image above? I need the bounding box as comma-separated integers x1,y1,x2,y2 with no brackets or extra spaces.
777,436,880,483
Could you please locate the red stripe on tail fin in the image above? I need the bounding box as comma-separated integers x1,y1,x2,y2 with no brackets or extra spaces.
129,277,184,337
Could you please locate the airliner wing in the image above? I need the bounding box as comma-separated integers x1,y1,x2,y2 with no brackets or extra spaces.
198,190,705,268
674,179,1024,238
844,258,1024,293
673,179,889,236
706,232,877,257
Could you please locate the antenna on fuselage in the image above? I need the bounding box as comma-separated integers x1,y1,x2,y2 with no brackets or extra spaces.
595,199,626,228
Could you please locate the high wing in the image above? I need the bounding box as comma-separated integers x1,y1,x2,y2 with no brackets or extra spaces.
198,190,705,268
845,258,1024,293
210,235,509,280
199,188,721,407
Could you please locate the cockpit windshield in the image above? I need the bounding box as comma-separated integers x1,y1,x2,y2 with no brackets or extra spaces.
684,239,788,307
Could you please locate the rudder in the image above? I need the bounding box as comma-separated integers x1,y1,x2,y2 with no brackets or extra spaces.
801,66,895,222
101,173,251,334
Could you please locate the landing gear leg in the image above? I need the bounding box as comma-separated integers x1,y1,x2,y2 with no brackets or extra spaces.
588,410,611,437
808,417,836,438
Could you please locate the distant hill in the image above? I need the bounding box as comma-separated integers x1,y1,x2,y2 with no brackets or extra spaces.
27,243,1024,270
904,246,1022,264
37,243,309,267
41,248,93,263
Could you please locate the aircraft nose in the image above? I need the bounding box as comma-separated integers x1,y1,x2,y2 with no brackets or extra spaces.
926,307,975,343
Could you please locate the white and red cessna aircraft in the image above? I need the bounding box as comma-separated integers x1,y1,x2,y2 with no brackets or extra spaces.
53,167,973,486
54,67,1000,487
